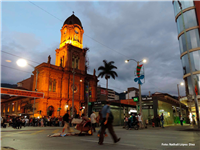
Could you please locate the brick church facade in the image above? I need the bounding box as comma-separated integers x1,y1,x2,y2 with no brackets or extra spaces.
32,13,98,117
1,13,98,118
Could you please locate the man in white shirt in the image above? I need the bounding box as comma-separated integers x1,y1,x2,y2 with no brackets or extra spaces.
138,113,143,129
90,111,96,132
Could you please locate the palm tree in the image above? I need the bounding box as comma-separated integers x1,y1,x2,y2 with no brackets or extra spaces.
98,60,118,100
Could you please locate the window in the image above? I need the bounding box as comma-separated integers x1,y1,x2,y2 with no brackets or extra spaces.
49,78,52,91
72,55,79,69
176,9,197,34
179,29,200,54
173,0,194,16
53,80,56,92
49,78,56,92
12,103,15,112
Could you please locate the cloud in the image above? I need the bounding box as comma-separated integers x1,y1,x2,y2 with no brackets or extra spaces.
1,1,186,96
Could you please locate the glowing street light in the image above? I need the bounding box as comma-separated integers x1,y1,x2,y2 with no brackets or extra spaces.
16,58,39,117
16,59,28,67
125,58,147,116
177,82,184,117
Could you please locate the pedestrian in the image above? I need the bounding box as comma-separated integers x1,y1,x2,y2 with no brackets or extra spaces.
97,110,108,137
138,113,143,129
41,117,44,127
128,115,133,130
156,115,160,127
98,101,120,145
25,117,29,126
125,116,128,128
90,111,97,133
61,110,71,136
59,116,63,127
180,115,183,126
160,113,164,128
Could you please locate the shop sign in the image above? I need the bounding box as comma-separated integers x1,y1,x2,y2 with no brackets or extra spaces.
1,87,44,98
142,96,152,101
142,105,153,109
101,89,108,95
133,97,139,102
94,101,102,105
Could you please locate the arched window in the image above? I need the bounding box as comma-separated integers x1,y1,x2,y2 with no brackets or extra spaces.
49,78,56,92
53,79,56,92
49,78,52,91
72,55,79,69
72,56,75,68
76,58,79,69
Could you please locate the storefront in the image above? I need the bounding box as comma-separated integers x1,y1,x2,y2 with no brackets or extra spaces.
89,101,136,126
135,93,188,127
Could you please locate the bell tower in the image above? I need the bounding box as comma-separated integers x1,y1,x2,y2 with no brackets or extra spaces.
55,13,85,71
59,12,84,49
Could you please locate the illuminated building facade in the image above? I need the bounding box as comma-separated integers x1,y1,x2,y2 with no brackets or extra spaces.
1,13,98,118
172,0,200,119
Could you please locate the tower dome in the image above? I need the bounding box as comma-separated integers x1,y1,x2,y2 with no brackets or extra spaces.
63,14,83,29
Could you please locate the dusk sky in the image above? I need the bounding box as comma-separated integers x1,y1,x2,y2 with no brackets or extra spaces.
1,1,186,96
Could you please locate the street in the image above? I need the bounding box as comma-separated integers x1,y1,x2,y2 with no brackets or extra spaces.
1,125,199,150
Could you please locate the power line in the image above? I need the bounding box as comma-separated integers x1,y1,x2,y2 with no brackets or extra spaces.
1,65,33,74
1,51,40,64
28,1,129,59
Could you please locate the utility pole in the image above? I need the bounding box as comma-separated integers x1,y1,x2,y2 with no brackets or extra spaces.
177,84,182,117
87,81,89,117
72,66,75,118
138,62,142,115
33,69,39,117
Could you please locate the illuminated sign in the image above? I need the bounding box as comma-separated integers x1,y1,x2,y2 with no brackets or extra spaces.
142,96,152,101
1,87,44,98
133,97,139,102
101,89,108,95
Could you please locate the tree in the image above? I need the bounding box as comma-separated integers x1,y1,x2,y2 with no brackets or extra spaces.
98,60,118,100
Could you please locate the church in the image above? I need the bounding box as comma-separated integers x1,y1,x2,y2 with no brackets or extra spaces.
1,13,98,118
32,13,98,117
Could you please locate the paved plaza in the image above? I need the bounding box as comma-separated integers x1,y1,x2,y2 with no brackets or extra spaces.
1,125,200,150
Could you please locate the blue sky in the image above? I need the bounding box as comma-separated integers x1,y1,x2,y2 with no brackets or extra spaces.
1,1,186,96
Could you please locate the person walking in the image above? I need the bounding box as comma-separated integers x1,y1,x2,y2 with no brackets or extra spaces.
41,117,44,127
97,110,108,137
59,116,63,127
156,115,160,127
180,115,183,126
98,101,120,145
128,115,133,130
90,111,97,133
61,110,71,136
160,113,164,128
138,113,143,129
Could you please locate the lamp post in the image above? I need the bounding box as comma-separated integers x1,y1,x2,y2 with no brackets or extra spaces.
177,82,184,117
16,59,39,117
125,58,146,115
72,65,75,118
178,1,200,128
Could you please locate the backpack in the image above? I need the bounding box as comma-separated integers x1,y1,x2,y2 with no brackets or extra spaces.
107,106,114,122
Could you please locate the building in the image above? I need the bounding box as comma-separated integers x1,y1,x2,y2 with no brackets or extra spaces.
1,13,98,118
125,87,139,99
139,92,188,126
97,86,115,101
172,0,200,119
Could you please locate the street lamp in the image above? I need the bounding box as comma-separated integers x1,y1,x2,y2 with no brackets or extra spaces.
177,82,184,117
178,1,200,129
16,58,39,117
125,58,147,116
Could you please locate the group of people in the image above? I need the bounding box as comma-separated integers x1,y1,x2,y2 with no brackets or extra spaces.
1,115,77,129
60,101,120,145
